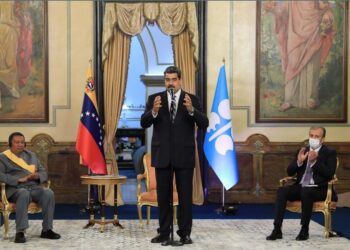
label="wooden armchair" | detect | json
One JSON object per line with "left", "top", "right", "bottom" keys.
{"left": 279, "top": 158, "right": 339, "bottom": 238}
{"left": 0, "top": 180, "right": 50, "bottom": 239}
{"left": 136, "top": 153, "right": 178, "bottom": 226}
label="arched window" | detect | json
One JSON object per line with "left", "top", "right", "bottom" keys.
{"left": 119, "top": 23, "right": 174, "bottom": 128}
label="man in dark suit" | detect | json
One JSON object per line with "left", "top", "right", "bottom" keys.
{"left": 0, "top": 132, "right": 60, "bottom": 243}
{"left": 141, "top": 66, "right": 208, "bottom": 245}
{"left": 266, "top": 126, "right": 337, "bottom": 241}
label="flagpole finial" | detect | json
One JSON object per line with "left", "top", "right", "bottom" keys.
{"left": 222, "top": 58, "right": 225, "bottom": 64}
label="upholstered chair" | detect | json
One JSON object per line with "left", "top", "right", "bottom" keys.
{"left": 136, "top": 153, "right": 178, "bottom": 226}
{"left": 0, "top": 181, "right": 50, "bottom": 239}
{"left": 279, "top": 158, "right": 339, "bottom": 237}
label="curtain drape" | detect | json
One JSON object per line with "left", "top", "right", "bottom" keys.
{"left": 102, "top": 3, "right": 198, "bottom": 65}
{"left": 102, "top": 2, "right": 203, "bottom": 205}
{"left": 103, "top": 28, "right": 131, "bottom": 205}
{"left": 173, "top": 29, "right": 203, "bottom": 204}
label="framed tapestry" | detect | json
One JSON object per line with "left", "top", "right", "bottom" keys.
{"left": 256, "top": 0, "right": 348, "bottom": 123}
{"left": 0, "top": 0, "right": 48, "bottom": 123}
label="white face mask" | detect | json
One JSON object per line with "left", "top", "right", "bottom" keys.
{"left": 309, "top": 138, "right": 321, "bottom": 149}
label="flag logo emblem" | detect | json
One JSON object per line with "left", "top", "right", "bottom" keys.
{"left": 204, "top": 65, "right": 239, "bottom": 190}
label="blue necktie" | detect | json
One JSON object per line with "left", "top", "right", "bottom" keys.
{"left": 170, "top": 89, "right": 176, "bottom": 123}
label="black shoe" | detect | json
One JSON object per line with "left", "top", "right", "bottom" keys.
{"left": 151, "top": 234, "right": 169, "bottom": 243}
{"left": 161, "top": 239, "right": 184, "bottom": 246}
{"left": 14, "top": 232, "right": 26, "bottom": 243}
{"left": 266, "top": 229, "right": 283, "bottom": 240}
{"left": 180, "top": 235, "right": 193, "bottom": 244}
{"left": 40, "top": 230, "right": 61, "bottom": 240}
{"left": 296, "top": 228, "right": 309, "bottom": 241}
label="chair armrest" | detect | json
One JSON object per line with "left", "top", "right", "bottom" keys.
{"left": 279, "top": 176, "right": 297, "bottom": 187}
{"left": 328, "top": 177, "right": 338, "bottom": 185}
{"left": 0, "top": 180, "right": 51, "bottom": 202}
{"left": 136, "top": 173, "right": 146, "bottom": 196}
{"left": 0, "top": 181, "right": 10, "bottom": 206}
{"left": 137, "top": 173, "right": 146, "bottom": 182}
{"left": 43, "top": 180, "right": 51, "bottom": 189}
{"left": 324, "top": 177, "right": 338, "bottom": 205}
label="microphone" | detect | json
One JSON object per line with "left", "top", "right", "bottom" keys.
{"left": 169, "top": 88, "right": 174, "bottom": 98}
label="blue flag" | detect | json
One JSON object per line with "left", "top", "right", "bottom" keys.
{"left": 203, "top": 65, "right": 239, "bottom": 190}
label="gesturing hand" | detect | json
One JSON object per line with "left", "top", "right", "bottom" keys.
{"left": 152, "top": 96, "right": 162, "bottom": 113}
{"left": 183, "top": 94, "right": 194, "bottom": 113}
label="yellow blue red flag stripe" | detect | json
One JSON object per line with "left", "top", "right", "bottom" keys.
{"left": 76, "top": 63, "right": 107, "bottom": 174}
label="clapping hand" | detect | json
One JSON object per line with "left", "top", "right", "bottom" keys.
{"left": 297, "top": 148, "right": 308, "bottom": 165}
{"left": 308, "top": 150, "right": 318, "bottom": 162}
{"left": 18, "top": 172, "right": 39, "bottom": 183}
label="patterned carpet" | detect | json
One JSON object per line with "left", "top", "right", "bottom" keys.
{"left": 0, "top": 219, "right": 348, "bottom": 249}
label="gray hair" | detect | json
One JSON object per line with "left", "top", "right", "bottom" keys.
{"left": 310, "top": 126, "right": 326, "bottom": 138}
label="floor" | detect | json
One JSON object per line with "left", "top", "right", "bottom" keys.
{"left": 0, "top": 168, "right": 349, "bottom": 249}
{"left": 0, "top": 219, "right": 348, "bottom": 250}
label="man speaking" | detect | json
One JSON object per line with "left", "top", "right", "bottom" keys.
{"left": 141, "top": 66, "right": 208, "bottom": 245}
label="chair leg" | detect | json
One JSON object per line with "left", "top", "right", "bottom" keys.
{"left": 137, "top": 204, "right": 143, "bottom": 227}
{"left": 3, "top": 211, "right": 10, "bottom": 239}
{"left": 323, "top": 210, "right": 331, "bottom": 238}
{"left": 328, "top": 211, "right": 333, "bottom": 233}
{"left": 147, "top": 206, "right": 151, "bottom": 225}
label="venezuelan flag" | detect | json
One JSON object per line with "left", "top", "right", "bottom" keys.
{"left": 76, "top": 62, "right": 107, "bottom": 174}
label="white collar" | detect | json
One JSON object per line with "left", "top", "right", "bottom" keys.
{"left": 167, "top": 89, "right": 181, "bottom": 99}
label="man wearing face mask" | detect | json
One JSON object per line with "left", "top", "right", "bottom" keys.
{"left": 141, "top": 66, "right": 208, "bottom": 245}
{"left": 266, "top": 126, "right": 337, "bottom": 241}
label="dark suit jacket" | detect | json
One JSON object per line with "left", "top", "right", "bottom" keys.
{"left": 287, "top": 145, "right": 337, "bottom": 187}
{"left": 141, "top": 90, "right": 208, "bottom": 169}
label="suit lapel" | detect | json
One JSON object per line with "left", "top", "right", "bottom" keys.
{"left": 162, "top": 91, "right": 170, "bottom": 120}
{"left": 174, "top": 90, "right": 185, "bottom": 123}
{"left": 317, "top": 145, "right": 326, "bottom": 161}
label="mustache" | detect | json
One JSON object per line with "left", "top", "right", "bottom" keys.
{"left": 167, "top": 87, "right": 175, "bottom": 94}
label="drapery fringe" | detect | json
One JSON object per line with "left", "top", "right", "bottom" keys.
{"left": 102, "top": 2, "right": 198, "bottom": 69}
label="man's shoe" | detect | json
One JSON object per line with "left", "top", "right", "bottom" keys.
{"left": 180, "top": 235, "right": 193, "bottom": 244}
{"left": 40, "top": 230, "right": 61, "bottom": 240}
{"left": 266, "top": 229, "right": 282, "bottom": 240}
{"left": 150, "top": 234, "right": 169, "bottom": 243}
{"left": 14, "top": 232, "right": 26, "bottom": 243}
{"left": 296, "top": 228, "right": 309, "bottom": 241}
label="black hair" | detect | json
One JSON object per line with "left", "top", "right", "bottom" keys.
{"left": 8, "top": 132, "right": 25, "bottom": 147}
{"left": 164, "top": 66, "right": 182, "bottom": 79}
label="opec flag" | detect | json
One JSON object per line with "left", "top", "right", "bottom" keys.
{"left": 76, "top": 62, "right": 107, "bottom": 174}
{"left": 203, "top": 65, "right": 239, "bottom": 190}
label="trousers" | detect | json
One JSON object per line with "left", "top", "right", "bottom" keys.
{"left": 9, "top": 186, "right": 55, "bottom": 233}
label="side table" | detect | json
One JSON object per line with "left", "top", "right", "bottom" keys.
{"left": 80, "top": 175, "right": 127, "bottom": 232}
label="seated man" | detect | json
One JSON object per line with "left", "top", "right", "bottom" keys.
{"left": 0, "top": 132, "right": 60, "bottom": 243}
{"left": 266, "top": 126, "right": 337, "bottom": 241}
